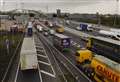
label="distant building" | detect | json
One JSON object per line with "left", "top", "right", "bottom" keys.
{"left": 69, "top": 14, "right": 97, "bottom": 20}
{"left": 57, "top": 9, "right": 61, "bottom": 16}
{"left": 0, "top": 15, "right": 9, "bottom": 19}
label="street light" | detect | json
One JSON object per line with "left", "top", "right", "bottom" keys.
{"left": 113, "top": 0, "right": 119, "bottom": 27}
{"left": 0, "top": 0, "right": 3, "bottom": 32}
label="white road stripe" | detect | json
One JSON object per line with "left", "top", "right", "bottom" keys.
{"left": 40, "top": 39, "right": 56, "bottom": 77}
{"left": 37, "top": 54, "right": 47, "bottom": 58}
{"left": 38, "top": 61, "right": 50, "bottom": 66}
{"left": 36, "top": 49, "right": 44, "bottom": 52}
{"left": 44, "top": 51, "right": 56, "bottom": 76}
{"left": 38, "top": 65, "right": 43, "bottom": 82}
{"left": 14, "top": 61, "right": 20, "bottom": 82}
{"left": 36, "top": 46, "right": 43, "bottom": 49}
{"left": 35, "top": 31, "right": 56, "bottom": 77}
{"left": 40, "top": 70, "right": 55, "bottom": 78}
{"left": 35, "top": 41, "right": 41, "bottom": 45}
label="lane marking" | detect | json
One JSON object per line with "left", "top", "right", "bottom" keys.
{"left": 36, "top": 49, "right": 44, "bottom": 52}
{"left": 38, "top": 61, "right": 50, "bottom": 66}
{"left": 37, "top": 54, "right": 47, "bottom": 58}
{"left": 40, "top": 70, "right": 55, "bottom": 78}
{"left": 38, "top": 65, "right": 43, "bottom": 82}
{"left": 41, "top": 41, "right": 56, "bottom": 77}
{"left": 14, "top": 61, "right": 20, "bottom": 82}
{"left": 35, "top": 41, "right": 42, "bottom": 44}
{"left": 35, "top": 44, "right": 42, "bottom": 46}
{"left": 35, "top": 28, "right": 56, "bottom": 77}
{"left": 36, "top": 46, "right": 43, "bottom": 49}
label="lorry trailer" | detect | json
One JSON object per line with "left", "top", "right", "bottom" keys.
{"left": 75, "top": 49, "right": 120, "bottom": 82}
{"left": 20, "top": 37, "right": 38, "bottom": 70}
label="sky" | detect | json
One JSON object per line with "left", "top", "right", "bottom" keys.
{"left": 0, "top": 0, "right": 120, "bottom": 14}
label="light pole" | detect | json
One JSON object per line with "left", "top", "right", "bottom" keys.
{"left": 0, "top": 0, "right": 4, "bottom": 27}
{"left": 96, "top": 12, "right": 101, "bottom": 27}
{"left": 113, "top": 0, "right": 119, "bottom": 27}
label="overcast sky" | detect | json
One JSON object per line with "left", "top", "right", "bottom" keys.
{"left": 0, "top": 0, "right": 120, "bottom": 14}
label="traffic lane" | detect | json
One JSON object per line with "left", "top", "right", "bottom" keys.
{"left": 40, "top": 32, "right": 92, "bottom": 82}
{"left": 41, "top": 31, "right": 83, "bottom": 62}
{"left": 58, "top": 19, "right": 100, "bottom": 36}
{"left": 40, "top": 25, "right": 86, "bottom": 65}
{"left": 16, "top": 69, "right": 41, "bottom": 82}
{"left": 62, "top": 50, "right": 76, "bottom": 65}
{"left": 64, "top": 19, "right": 111, "bottom": 31}
{"left": 48, "top": 19, "right": 99, "bottom": 37}
{"left": 53, "top": 19, "right": 109, "bottom": 37}
{"left": 63, "top": 31, "right": 87, "bottom": 48}
{"left": 41, "top": 31, "right": 74, "bottom": 63}
{"left": 35, "top": 34, "right": 59, "bottom": 82}
{"left": 64, "top": 25, "right": 115, "bottom": 40}
{"left": 56, "top": 58, "right": 77, "bottom": 82}
{"left": 6, "top": 54, "right": 20, "bottom": 82}
{"left": 38, "top": 33, "right": 66, "bottom": 82}
{"left": 65, "top": 23, "right": 100, "bottom": 36}
{"left": 42, "top": 34, "right": 76, "bottom": 65}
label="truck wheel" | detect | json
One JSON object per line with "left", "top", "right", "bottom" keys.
{"left": 84, "top": 67, "right": 95, "bottom": 78}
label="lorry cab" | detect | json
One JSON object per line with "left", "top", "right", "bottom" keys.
{"left": 75, "top": 49, "right": 92, "bottom": 64}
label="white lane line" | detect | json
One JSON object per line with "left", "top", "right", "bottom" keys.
{"left": 35, "top": 28, "right": 56, "bottom": 77}
{"left": 61, "top": 61, "right": 75, "bottom": 78}
{"left": 38, "top": 65, "right": 43, "bottom": 82}
{"left": 36, "top": 46, "right": 43, "bottom": 49}
{"left": 76, "top": 45, "right": 81, "bottom": 48}
{"left": 14, "top": 61, "right": 20, "bottom": 82}
{"left": 36, "top": 49, "right": 44, "bottom": 52}
{"left": 35, "top": 41, "right": 42, "bottom": 44}
{"left": 38, "top": 61, "right": 50, "bottom": 66}
{"left": 38, "top": 36, "right": 56, "bottom": 75}
{"left": 71, "top": 50, "right": 75, "bottom": 54}
{"left": 35, "top": 43, "right": 42, "bottom": 47}
{"left": 40, "top": 70, "right": 55, "bottom": 78}
{"left": 41, "top": 40, "right": 56, "bottom": 77}
{"left": 37, "top": 54, "right": 47, "bottom": 58}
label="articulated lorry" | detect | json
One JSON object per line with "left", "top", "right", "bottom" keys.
{"left": 76, "top": 23, "right": 93, "bottom": 31}
{"left": 75, "top": 49, "right": 120, "bottom": 82}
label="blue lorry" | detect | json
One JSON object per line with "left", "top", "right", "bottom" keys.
{"left": 76, "top": 23, "right": 93, "bottom": 31}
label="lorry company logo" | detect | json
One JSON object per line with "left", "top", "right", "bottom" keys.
{"left": 96, "top": 65, "right": 119, "bottom": 82}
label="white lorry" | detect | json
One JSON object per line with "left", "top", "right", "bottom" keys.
{"left": 20, "top": 37, "right": 38, "bottom": 70}
{"left": 99, "top": 30, "right": 120, "bottom": 40}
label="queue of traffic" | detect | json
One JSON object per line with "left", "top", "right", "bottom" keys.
{"left": 36, "top": 19, "right": 120, "bottom": 82}
{"left": 20, "top": 18, "right": 120, "bottom": 82}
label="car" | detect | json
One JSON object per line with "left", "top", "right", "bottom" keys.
{"left": 43, "top": 28, "right": 49, "bottom": 32}
{"left": 49, "top": 22, "right": 53, "bottom": 28}
{"left": 49, "top": 29, "right": 55, "bottom": 35}
{"left": 76, "top": 26, "right": 81, "bottom": 30}
{"left": 43, "top": 32, "right": 49, "bottom": 36}
{"left": 37, "top": 25, "right": 43, "bottom": 32}
{"left": 66, "top": 20, "right": 70, "bottom": 25}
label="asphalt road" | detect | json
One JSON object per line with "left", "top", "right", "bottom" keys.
{"left": 38, "top": 30, "right": 92, "bottom": 82}
{"left": 15, "top": 33, "right": 57, "bottom": 82}
{"left": 16, "top": 69, "right": 41, "bottom": 82}
{"left": 36, "top": 31, "right": 67, "bottom": 82}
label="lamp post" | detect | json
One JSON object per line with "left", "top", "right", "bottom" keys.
{"left": 0, "top": 0, "right": 3, "bottom": 27}
{"left": 113, "top": 0, "right": 119, "bottom": 27}
{"left": 96, "top": 12, "right": 101, "bottom": 27}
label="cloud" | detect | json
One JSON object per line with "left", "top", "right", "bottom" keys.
{"left": 1, "top": 0, "right": 119, "bottom": 14}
